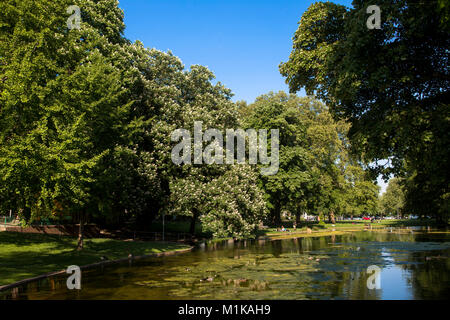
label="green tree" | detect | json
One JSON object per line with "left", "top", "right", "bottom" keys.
{"left": 123, "top": 46, "right": 268, "bottom": 238}
{"left": 280, "top": 0, "right": 449, "bottom": 224}
{"left": 0, "top": 0, "right": 147, "bottom": 249}
{"left": 242, "top": 92, "right": 310, "bottom": 225}
{"left": 240, "top": 92, "right": 379, "bottom": 225}
{"left": 0, "top": 0, "right": 268, "bottom": 242}
{"left": 379, "top": 178, "right": 405, "bottom": 218}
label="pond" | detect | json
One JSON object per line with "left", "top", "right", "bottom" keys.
{"left": 2, "top": 228, "right": 450, "bottom": 300}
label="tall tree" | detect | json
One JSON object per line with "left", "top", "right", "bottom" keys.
{"left": 242, "top": 92, "right": 310, "bottom": 225}
{"left": 379, "top": 178, "right": 405, "bottom": 218}
{"left": 0, "top": 0, "right": 142, "bottom": 248}
{"left": 280, "top": 0, "right": 449, "bottom": 224}
{"left": 0, "top": 0, "right": 268, "bottom": 242}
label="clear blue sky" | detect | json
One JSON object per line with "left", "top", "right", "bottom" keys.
{"left": 117, "top": 0, "right": 387, "bottom": 193}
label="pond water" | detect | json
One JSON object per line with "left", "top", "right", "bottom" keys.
{"left": 2, "top": 229, "right": 450, "bottom": 300}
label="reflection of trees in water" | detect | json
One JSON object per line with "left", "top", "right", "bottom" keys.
{"left": 5, "top": 230, "right": 449, "bottom": 299}
{"left": 339, "top": 269, "right": 381, "bottom": 300}
{"left": 298, "top": 231, "right": 446, "bottom": 299}
{"left": 329, "top": 237, "right": 383, "bottom": 300}
{"left": 263, "top": 231, "right": 442, "bottom": 299}
{"left": 271, "top": 239, "right": 283, "bottom": 258}
{"left": 369, "top": 230, "right": 450, "bottom": 299}
{"left": 275, "top": 233, "right": 385, "bottom": 299}
{"left": 350, "top": 230, "right": 416, "bottom": 243}
{"left": 396, "top": 249, "right": 450, "bottom": 299}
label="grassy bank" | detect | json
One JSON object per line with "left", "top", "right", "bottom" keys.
{"left": 259, "top": 219, "right": 437, "bottom": 239}
{"left": 154, "top": 219, "right": 436, "bottom": 242}
{"left": 132, "top": 218, "right": 438, "bottom": 243}
{"left": 0, "top": 232, "right": 190, "bottom": 286}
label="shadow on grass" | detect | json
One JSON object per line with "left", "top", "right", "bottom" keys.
{"left": 0, "top": 231, "right": 76, "bottom": 249}
{"left": 0, "top": 232, "right": 189, "bottom": 286}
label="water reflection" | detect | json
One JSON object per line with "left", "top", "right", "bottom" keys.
{"left": 1, "top": 229, "right": 449, "bottom": 300}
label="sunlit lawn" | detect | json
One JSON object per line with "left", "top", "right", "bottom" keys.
{"left": 0, "top": 232, "right": 190, "bottom": 286}
{"left": 260, "top": 219, "right": 436, "bottom": 237}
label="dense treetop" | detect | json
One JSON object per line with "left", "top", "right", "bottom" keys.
{"left": 1, "top": 0, "right": 407, "bottom": 247}
{"left": 280, "top": 0, "right": 449, "bottom": 223}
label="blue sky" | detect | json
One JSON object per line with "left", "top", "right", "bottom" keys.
{"left": 117, "top": 0, "right": 387, "bottom": 193}
{"left": 118, "top": 0, "right": 353, "bottom": 103}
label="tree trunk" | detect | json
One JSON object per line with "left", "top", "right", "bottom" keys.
{"left": 22, "top": 207, "right": 31, "bottom": 224}
{"left": 436, "top": 214, "right": 446, "bottom": 227}
{"left": 77, "top": 212, "right": 85, "bottom": 251}
{"left": 294, "top": 206, "right": 304, "bottom": 229}
{"left": 272, "top": 200, "right": 281, "bottom": 226}
{"left": 295, "top": 208, "right": 301, "bottom": 225}
{"left": 329, "top": 211, "right": 336, "bottom": 224}
{"left": 190, "top": 209, "right": 199, "bottom": 235}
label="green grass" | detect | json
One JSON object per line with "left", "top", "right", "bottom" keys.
{"left": 0, "top": 232, "right": 190, "bottom": 286}
{"left": 258, "top": 219, "right": 437, "bottom": 238}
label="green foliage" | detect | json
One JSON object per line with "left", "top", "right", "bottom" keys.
{"left": 0, "top": 0, "right": 132, "bottom": 225}
{"left": 242, "top": 92, "right": 311, "bottom": 224}
{"left": 281, "top": 0, "right": 449, "bottom": 223}
{"left": 197, "top": 165, "right": 267, "bottom": 239}
{"left": 0, "top": 0, "right": 390, "bottom": 242}
{"left": 241, "top": 92, "right": 379, "bottom": 223}
{"left": 0, "top": 0, "right": 267, "bottom": 239}
{"left": 379, "top": 178, "right": 405, "bottom": 217}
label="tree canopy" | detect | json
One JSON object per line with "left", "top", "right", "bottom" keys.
{"left": 241, "top": 92, "right": 379, "bottom": 224}
{"left": 0, "top": 0, "right": 267, "bottom": 242}
{"left": 280, "top": 0, "right": 449, "bottom": 223}
{"left": 379, "top": 178, "right": 405, "bottom": 218}
{"left": 1, "top": 0, "right": 396, "bottom": 247}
